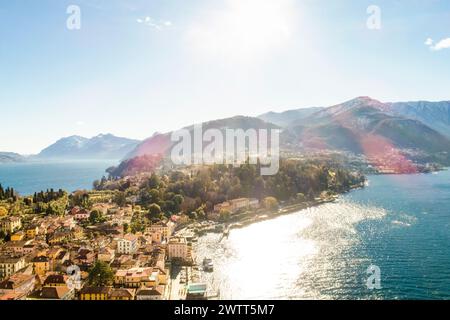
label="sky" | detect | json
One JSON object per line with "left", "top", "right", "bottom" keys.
{"left": 1, "top": 0, "right": 450, "bottom": 154}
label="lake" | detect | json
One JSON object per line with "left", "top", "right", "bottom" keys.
{"left": 196, "top": 171, "right": 450, "bottom": 299}
{"left": 0, "top": 160, "right": 117, "bottom": 195}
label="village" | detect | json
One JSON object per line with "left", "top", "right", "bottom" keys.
{"left": 0, "top": 195, "right": 267, "bottom": 301}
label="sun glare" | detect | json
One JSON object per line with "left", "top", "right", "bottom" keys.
{"left": 187, "top": 0, "right": 296, "bottom": 62}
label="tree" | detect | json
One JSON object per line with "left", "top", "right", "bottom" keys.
{"left": 148, "top": 203, "right": 162, "bottom": 220}
{"left": 89, "top": 209, "right": 104, "bottom": 224}
{"left": 296, "top": 193, "right": 307, "bottom": 202}
{"left": 114, "top": 191, "right": 127, "bottom": 207}
{"left": 88, "top": 261, "right": 114, "bottom": 287}
{"left": 219, "top": 209, "right": 230, "bottom": 222}
{"left": 0, "top": 207, "right": 7, "bottom": 217}
{"left": 263, "top": 197, "right": 279, "bottom": 210}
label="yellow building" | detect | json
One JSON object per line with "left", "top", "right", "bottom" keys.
{"left": 145, "top": 221, "right": 173, "bottom": 240}
{"left": 26, "top": 226, "right": 39, "bottom": 239}
{"left": 32, "top": 256, "right": 50, "bottom": 276}
{"left": 11, "top": 231, "right": 25, "bottom": 242}
{"left": 114, "top": 267, "right": 160, "bottom": 288}
{"left": 48, "top": 232, "right": 71, "bottom": 245}
{"left": 79, "top": 287, "right": 111, "bottom": 300}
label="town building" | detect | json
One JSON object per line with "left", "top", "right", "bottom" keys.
{"left": 79, "top": 286, "right": 112, "bottom": 300}
{"left": 167, "top": 237, "right": 189, "bottom": 261}
{"left": 31, "top": 256, "right": 50, "bottom": 276}
{"left": 0, "top": 256, "right": 26, "bottom": 280}
{"left": 10, "top": 231, "right": 25, "bottom": 242}
{"left": 0, "top": 273, "right": 35, "bottom": 300}
{"left": 0, "top": 217, "right": 22, "bottom": 234}
{"left": 213, "top": 198, "right": 260, "bottom": 213}
{"left": 117, "top": 235, "right": 139, "bottom": 255}
{"left": 136, "top": 286, "right": 165, "bottom": 300}
{"left": 114, "top": 267, "right": 162, "bottom": 288}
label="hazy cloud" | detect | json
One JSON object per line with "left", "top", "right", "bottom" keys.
{"left": 425, "top": 37, "right": 450, "bottom": 51}
{"left": 137, "top": 16, "right": 172, "bottom": 30}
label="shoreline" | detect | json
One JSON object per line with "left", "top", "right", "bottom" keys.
{"left": 183, "top": 182, "right": 366, "bottom": 238}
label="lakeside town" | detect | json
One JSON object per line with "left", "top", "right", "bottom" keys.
{"left": 0, "top": 160, "right": 366, "bottom": 300}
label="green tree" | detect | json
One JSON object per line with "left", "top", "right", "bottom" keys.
{"left": 148, "top": 203, "right": 162, "bottom": 220}
{"left": 88, "top": 261, "right": 114, "bottom": 287}
{"left": 114, "top": 191, "right": 127, "bottom": 207}
{"left": 89, "top": 209, "right": 104, "bottom": 224}
{"left": 219, "top": 209, "right": 231, "bottom": 222}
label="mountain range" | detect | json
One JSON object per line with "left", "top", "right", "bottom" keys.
{"left": 0, "top": 152, "right": 25, "bottom": 163}
{"left": 125, "top": 116, "right": 280, "bottom": 160}
{"left": 277, "top": 97, "right": 450, "bottom": 157}
{"left": 36, "top": 134, "right": 140, "bottom": 160}
{"left": 110, "top": 97, "right": 450, "bottom": 176}
{"left": 2, "top": 97, "right": 450, "bottom": 167}
{"left": 124, "top": 96, "right": 450, "bottom": 159}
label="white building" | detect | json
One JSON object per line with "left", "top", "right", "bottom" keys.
{"left": 0, "top": 256, "right": 26, "bottom": 280}
{"left": 167, "top": 237, "right": 188, "bottom": 261}
{"left": 0, "top": 217, "right": 22, "bottom": 234}
{"left": 117, "top": 235, "right": 138, "bottom": 255}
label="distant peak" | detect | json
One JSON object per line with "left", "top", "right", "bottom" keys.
{"left": 340, "top": 96, "right": 385, "bottom": 108}
{"left": 353, "top": 96, "right": 380, "bottom": 103}
{"left": 94, "top": 133, "right": 113, "bottom": 138}
{"left": 63, "top": 135, "right": 86, "bottom": 140}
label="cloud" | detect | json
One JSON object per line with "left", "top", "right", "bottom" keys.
{"left": 424, "top": 38, "right": 433, "bottom": 46}
{"left": 136, "top": 16, "right": 172, "bottom": 30}
{"left": 425, "top": 37, "right": 450, "bottom": 51}
{"left": 75, "top": 121, "right": 86, "bottom": 126}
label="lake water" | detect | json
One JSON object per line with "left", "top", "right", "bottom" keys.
{"left": 0, "top": 160, "right": 117, "bottom": 195}
{"left": 196, "top": 171, "right": 450, "bottom": 300}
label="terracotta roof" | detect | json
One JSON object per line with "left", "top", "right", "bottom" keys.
{"left": 80, "top": 286, "right": 112, "bottom": 295}
{"left": 0, "top": 273, "right": 34, "bottom": 290}
{"left": 109, "top": 288, "right": 135, "bottom": 298}
{"left": 136, "top": 285, "right": 164, "bottom": 296}
{"left": 40, "top": 286, "right": 70, "bottom": 299}
{"left": 44, "top": 274, "right": 68, "bottom": 285}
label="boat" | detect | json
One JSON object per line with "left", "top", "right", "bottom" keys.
{"left": 202, "top": 258, "right": 214, "bottom": 272}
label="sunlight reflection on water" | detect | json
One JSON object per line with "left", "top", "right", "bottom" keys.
{"left": 196, "top": 200, "right": 387, "bottom": 299}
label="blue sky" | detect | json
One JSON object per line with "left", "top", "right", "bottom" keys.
{"left": 1, "top": 0, "right": 450, "bottom": 154}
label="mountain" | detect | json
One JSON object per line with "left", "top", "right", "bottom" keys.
{"left": 0, "top": 152, "right": 25, "bottom": 163}
{"left": 125, "top": 116, "right": 280, "bottom": 159}
{"left": 385, "top": 101, "right": 450, "bottom": 138}
{"left": 258, "top": 107, "right": 324, "bottom": 127}
{"left": 110, "top": 97, "right": 450, "bottom": 176}
{"left": 109, "top": 116, "right": 279, "bottom": 177}
{"left": 38, "top": 134, "right": 140, "bottom": 160}
{"left": 283, "top": 97, "right": 450, "bottom": 157}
